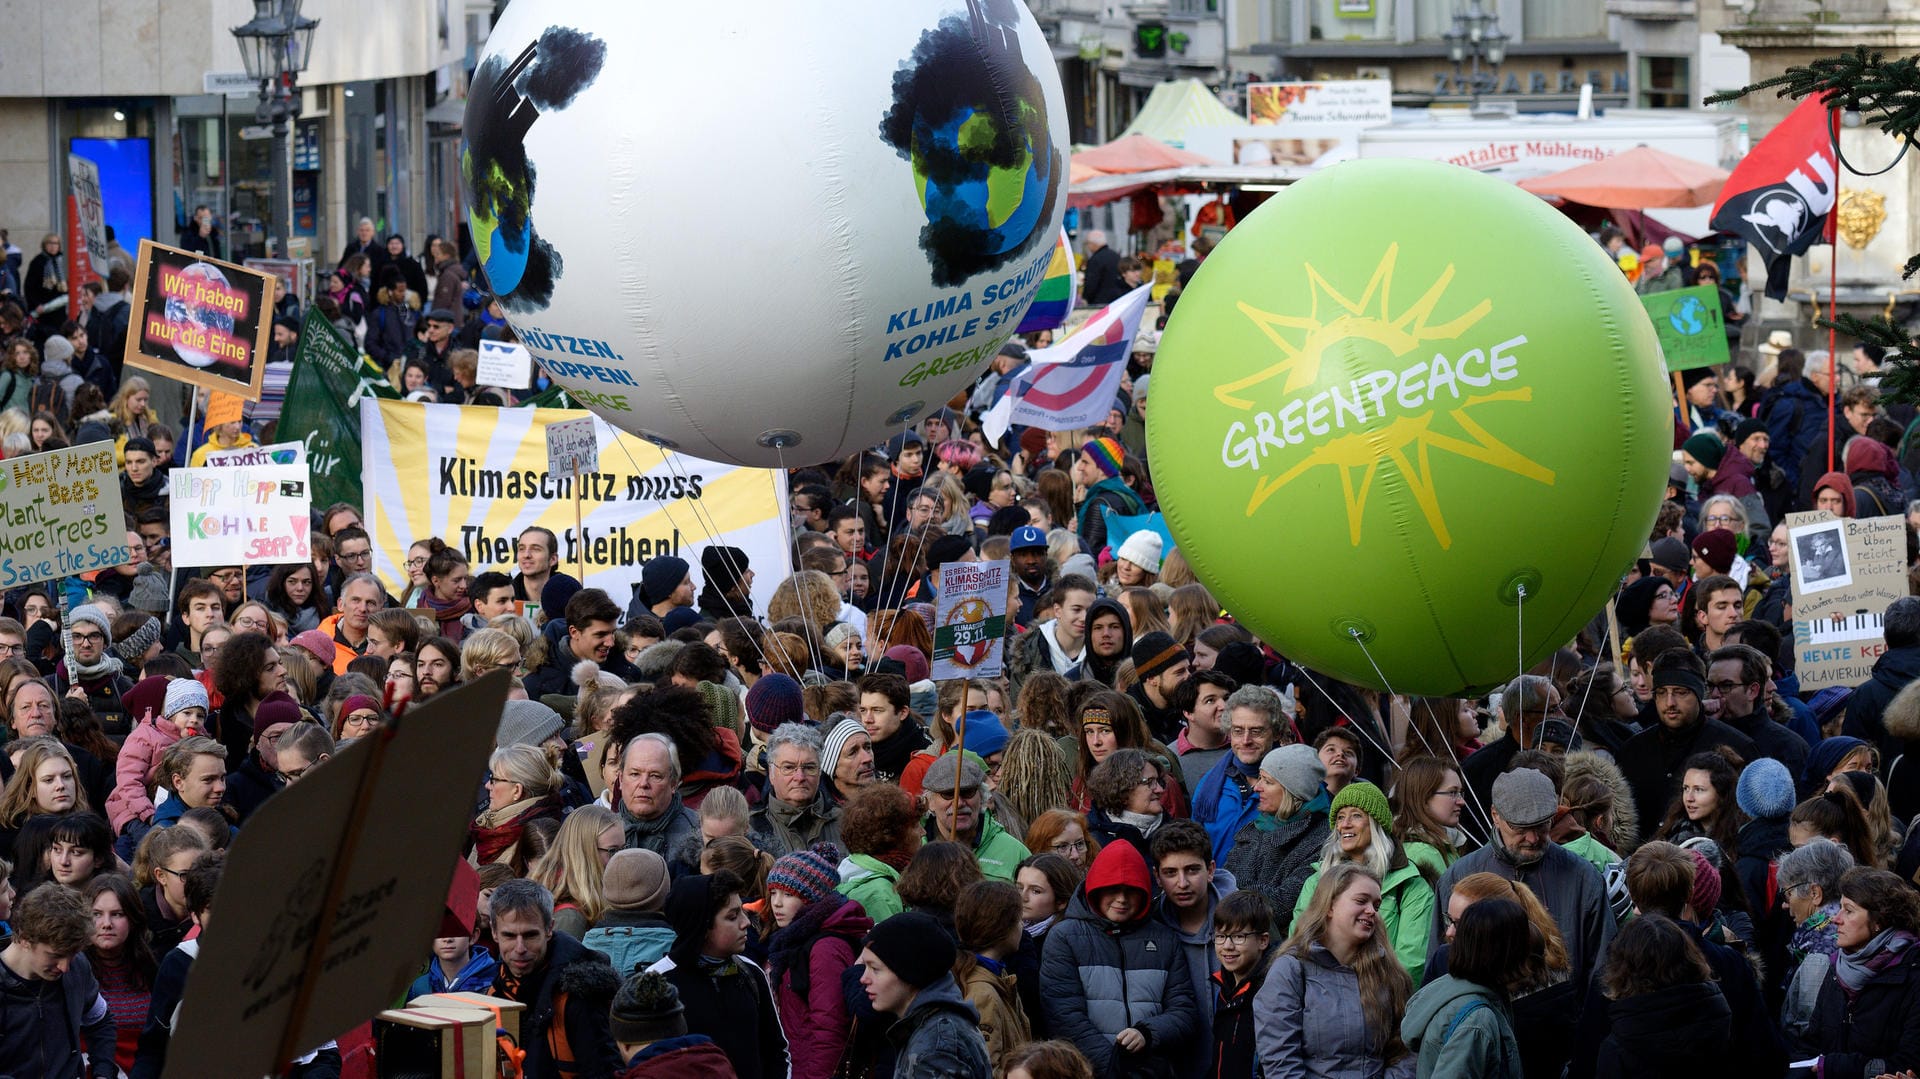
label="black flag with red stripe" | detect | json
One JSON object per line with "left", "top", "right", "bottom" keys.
{"left": 1710, "top": 95, "right": 1839, "bottom": 300}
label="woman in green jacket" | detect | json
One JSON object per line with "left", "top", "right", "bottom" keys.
{"left": 1293, "top": 781, "right": 1437, "bottom": 985}
{"left": 834, "top": 781, "right": 921, "bottom": 922}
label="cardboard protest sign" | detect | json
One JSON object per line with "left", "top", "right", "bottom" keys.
{"left": 124, "top": 239, "right": 275, "bottom": 401}
{"left": 1787, "top": 510, "right": 1907, "bottom": 690}
{"left": 204, "top": 391, "right": 245, "bottom": 429}
{"left": 1640, "top": 284, "right": 1730, "bottom": 372}
{"left": 361, "top": 400, "right": 789, "bottom": 611}
{"left": 0, "top": 441, "right": 130, "bottom": 587}
{"left": 477, "top": 339, "right": 533, "bottom": 389}
{"left": 933, "top": 559, "right": 1011, "bottom": 680}
{"left": 545, "top": 415, "right": 598, "bottom": 477}
{"left": 277, "top": 309, "right": 398, "bottom": 512}
{"left": 169, "top": 464, "right": 313, "bottom": 566}
{"left": 163, "top": 670, "right": 509, "bottom": 1079}
{"left": 201, "top": 440, "right": 307, "bottom": 468}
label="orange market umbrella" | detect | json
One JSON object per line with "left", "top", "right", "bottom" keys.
{"left": 1071, "top": 133, "right": 1217, "bottom": 176}
{"left": 1517, "top": 146, "right": 1730, "bottom": 209}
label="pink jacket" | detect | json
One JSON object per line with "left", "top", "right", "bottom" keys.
{"left": 107, "top": 714, "right": 182, "bottom": 833}
{"left": 769, "top": 897, "right": 873, "bottom": 1079}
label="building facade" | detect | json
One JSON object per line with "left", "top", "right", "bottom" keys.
{"left": 0, "top": 0, "right": 493, "bottom": 272}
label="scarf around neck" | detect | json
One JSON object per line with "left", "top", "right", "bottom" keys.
{"left": 1833, "top": 927, "right": 1917, "bottom": 998}
{"left": 621, "top": 794, "right": 686, "bottom": 851}
{"left": 68, "top": 650, "right": 124, "bottom": 683}
{"left": 470, "top": 794, "right": 555, "bottom": 864}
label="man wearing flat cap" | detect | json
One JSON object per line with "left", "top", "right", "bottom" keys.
{"left": 921, "top": 750, "right": 1029, "bottom": 881}
{"left": 1429, "top": 766, "right": 1616, "bottom": 992}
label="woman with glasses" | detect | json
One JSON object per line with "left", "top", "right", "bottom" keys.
{"left": 132, "top": 823, "right": 209, "bottom": 956}
{"left": 1024, "top": 809, "right": 1098, "bottom": 873}
{"left": 1084, "top": 748, "right": 1172, "bottom": 862}
{"left": 396, "top": 539, "right": 435, "bottom": 608}
{"left": 468, "top": 743, "right": 567, "bottom": 875}
{"left": 1069, "top": 690, "right": 1188, "bottom": 819}
{"left": 1392, "top": 756, "right": 1470, "bottom": 876}
{"left": 530, "top": 804, "right": 622, "bottom": 940}
{"left": 1778, "top": 838, "right": 1854, "bottom": 1041}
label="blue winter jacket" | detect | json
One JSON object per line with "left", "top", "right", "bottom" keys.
{"left": 408, "top": 946, "right": 498, "bottom": 998}
{"left": 1193, "top": 753, "right": 1261, "bottom": 865}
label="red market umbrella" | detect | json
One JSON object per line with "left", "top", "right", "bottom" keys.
{"left": 1517, "top": 146, "right": 1730, "bottom": 209}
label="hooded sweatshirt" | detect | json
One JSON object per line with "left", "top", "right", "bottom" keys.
{"left": 1811, "top": 471, "right": 1858, "bottom": 517}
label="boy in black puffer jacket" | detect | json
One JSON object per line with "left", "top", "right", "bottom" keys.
{"left": 1209, "top": 891, "right": 1274, "bottom": 1079}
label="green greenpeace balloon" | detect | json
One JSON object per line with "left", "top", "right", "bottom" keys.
{"left": 1148, "top": 159, "right": 1668, "bottom": 696}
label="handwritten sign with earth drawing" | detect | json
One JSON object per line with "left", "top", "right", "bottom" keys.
{"left": 1640, "top": 284, "right": 1729, "bottom": 372}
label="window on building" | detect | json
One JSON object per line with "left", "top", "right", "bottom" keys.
{"left": 1170, "top": 0, "right": 1218, "bottom": 13}
{"left": 1521, "top": 0, "right": 1607, "bottom": 39}
{"left": 1309, "top": 0, "right": 1394, "bottom": 41}
{"left": 1639, "top": 55, "right": 1692, "bottom": 109}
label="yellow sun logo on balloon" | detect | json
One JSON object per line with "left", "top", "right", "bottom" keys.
{"left": 1213, "top": 244, "right": 1554, "bottom": 550}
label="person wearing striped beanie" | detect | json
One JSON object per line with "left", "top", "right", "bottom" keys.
{"left": 764, "top": 843, "right": 875, "bottom": 1079}
{"left": 820, "top": 714, "right": 874, "bottom": 803}
{"left": 1071, "top": 434, "right": 1145, "bottom": 552}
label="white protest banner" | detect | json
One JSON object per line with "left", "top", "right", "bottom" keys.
{"left": 933, "top": 559, "right": 1011, "bottom": 680}
{"left": 361, "top": 400, "right": 790, "bottom": 612}
{"left": 1787, "top": 511, "right": 1908, "bottom": 690}
{"left": 163, "top": 671, "right": 508, "bottom": 1079}
{"left": 0, "top": 441, "right": 130, "bottom": 587}
{"left": 477, "top": 339, "right": 533, "bottom": 389}
{"left": 200, "top": 440, "right": 307, "bottom": 469}
{"left": 170, "top": 464, "right": 313, "bottom": 565}
{"left": 546, "top": 415, "right": 598, "bottom": 477}
{"left": 982, "top": 284, "right": 1151, "bottom": 445}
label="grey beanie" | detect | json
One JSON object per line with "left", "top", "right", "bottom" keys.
{"left": 68, "top": 604, "right": 112, "bottom": 641}
{"left": 495, "top": 699, "right": 566, "bottom": 749}
{"left": 1259, "top": 744, "right": 1325, "bottom": 802}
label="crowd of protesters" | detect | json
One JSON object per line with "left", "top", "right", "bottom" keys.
{"left": 5, "top": 226, "right": 1920, "bottom": 1079}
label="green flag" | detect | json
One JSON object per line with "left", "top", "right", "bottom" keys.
{"left": 278, "top": 311, "right": 398, "bottom": 511}
{"left": 1640, "top": 284, "right": 1731, "bottom": 372}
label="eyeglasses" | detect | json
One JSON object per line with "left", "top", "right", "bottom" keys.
{"left": 338, "top": 549, "right": 372, "bottom": 563}
{"left": 70, "top": 632, "right": 105, "bottom": 645}
{"left": 1704, "top": 514, "right": 1739, "bottom": 526}
{"left": 279, "top": 764, "right": 313, "bottom": 782}
{"left": 153, "top": 865, "right": 187, "bottom": 882}
{"left": 1050, "top": 839, "right": 1089, "bottom": 855}
{"left": 597, "top": 843, "right": 625, "bottom": 859}
{"left": 0, "top": 644, "right": 20, "bottom": 657}
{"left": 1216, "top": 932, "right": 1264, "bottom": 947}
{"left": 774, "top": 762, "right": 822, "bottom": 778}
{"left": 1432, "top": 788, "right": 1466, "bottom": 801}
{"left": 1705, "top": 680, "right": 1747, "bottom": 696}
{"left": 405, "top": 557, "right": 428, "bottom": 568}
{"left": 1136, "top": 775, "right": 1166, "bottom": 790}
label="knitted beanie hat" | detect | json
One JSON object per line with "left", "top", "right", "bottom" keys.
{"left": 1081, "top": 436, "right": 1125, "bottom": 478}
{"left": 603, "top": 849, "right": 671, "bottom": 912}
{"left": 1328, "top": 780, "right": 1392, "bottom": 835}
{"left": 496, "top": 699, "right": 565, "bottom": 749}
{"left": 746, "top": 673, "right": 805, "bottom": 735}
{"left": 862, "top": 911, "right": 956, "bottom": 990}
{"left": 767, "top": 843, "right": 841, "bottom": 905}
{"left": 163, "top": 677, "right": 210, "bottom": 720}
{"left": 1735, "top": 757, "right": 1796, "bottom": 820}
{"left": 608, "top": 970, "right": 687, "bottom": 1044}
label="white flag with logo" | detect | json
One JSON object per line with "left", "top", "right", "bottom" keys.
{"left": 983, "top": 284, "right": 1152, "bottom": 444}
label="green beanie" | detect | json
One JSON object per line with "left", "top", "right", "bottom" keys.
{"left": 1680, "top": 432, "right": 1725, "bottom": 471}
{"left": 1329, "top": 780, "right": 1392, "bottom": 835}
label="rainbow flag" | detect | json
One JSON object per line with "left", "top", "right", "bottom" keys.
{"left": 1015, "top": 228, "right": 1075, "bottom": 334}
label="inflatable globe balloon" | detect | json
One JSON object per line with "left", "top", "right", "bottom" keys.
{"left": 462, "top": 0, "right": 1068, "bottom": 466}
{"left": 1148, "top": 159, "right": 1668, "bottom": 696}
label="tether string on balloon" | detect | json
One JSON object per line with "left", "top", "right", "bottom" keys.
{"left": 1514, "top": 582, "right": 1529, "bottom": 745}
{"left": 1290, "top": 664, "right": 1397, "bottom": 772}
{"left": 773, "top": 442, "right": 827, "bottom": 678}
{"left": 1347, "top": 629, "right": 1494, "bottom": 838}
{"left": 608, "top": 435, "right": 778, "bottom": 680}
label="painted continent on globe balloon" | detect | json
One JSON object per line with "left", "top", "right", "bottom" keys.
{"left": 881, "top": 0, "right": 1062, "bottom": 287}
{"left": 461, "top": 25, "right": 607, "bottom": 313}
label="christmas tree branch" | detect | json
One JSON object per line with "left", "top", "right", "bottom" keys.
{"left": 1705, "top": 47, "right": 1920, "bottom": 144}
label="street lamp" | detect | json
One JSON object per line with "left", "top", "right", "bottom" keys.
{"left": 231, "top": 0, "right": 319, "bottom": 257}
{"left": 1443, "top": 0, "right": 1506, "bottom": 107}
